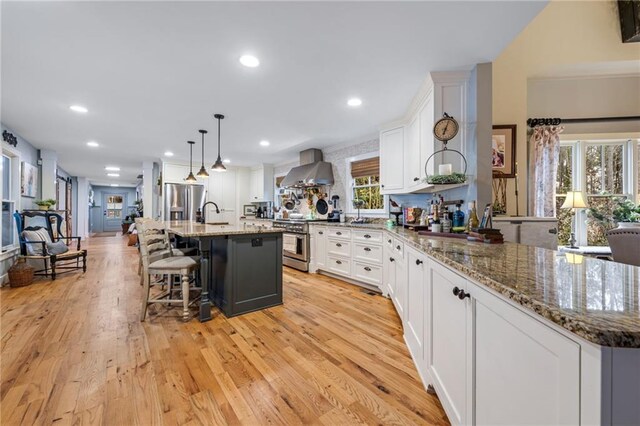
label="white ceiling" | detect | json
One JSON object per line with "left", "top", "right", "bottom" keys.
{"left": 1, "top": 1, "right": 547, "bottom": 186}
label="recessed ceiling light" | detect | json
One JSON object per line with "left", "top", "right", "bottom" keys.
{"left": 70, "top": 105, "right": 88, "bottom": 113}
{"left": 164, "top": 151, "right": 174, "bottom": 157}
{"left": 107, "top": 173, "right": 120, "bottom": 177}
{"left": 260, "top": 140, "right": 270, "bottom": 147}
{"left": 223, "top": 159, "right": 231, "bottom": 164}
{"left": 105, "top": 166, "right": 120, "bottom": 171}
{"left": 86, "top": 141, "right": 99, "bottom": 147}
{"left": 239, "top": 55, "right": 260, "bottom": 68}
{"left": 110, "top": 184, "right": 119, "bottom": 187}
{"left": 347, "top": 98, "right": 362, "bottom": 107}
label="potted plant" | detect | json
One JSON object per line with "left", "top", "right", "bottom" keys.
{"left": 612, "top": 199, "right": 640, "bottom": 228}
{"left": 588, "top": 197, "right": 640, "bottom": 231}
{"left": 34, "top": 199, "right": 56, "bottom": 210}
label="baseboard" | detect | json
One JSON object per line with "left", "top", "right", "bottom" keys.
{"left": 316, "top": 269, "right": 382, "bottom": 294}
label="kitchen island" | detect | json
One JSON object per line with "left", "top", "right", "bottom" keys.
{"left": 166, "top": 221, "right": 283, "bottom": 320}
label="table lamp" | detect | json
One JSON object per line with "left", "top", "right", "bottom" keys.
{"left": 561, "top": 191, "right": 588, "bottom": 249}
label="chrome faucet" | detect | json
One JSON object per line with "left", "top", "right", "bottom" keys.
{"left": 200, "top": 201, "right": 220, "bottom": 224}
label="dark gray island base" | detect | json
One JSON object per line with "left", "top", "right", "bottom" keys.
{"left": 165, "top": 221, "right": 283, "bottom": 321}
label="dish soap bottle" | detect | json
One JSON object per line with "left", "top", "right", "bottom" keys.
{"left": 453, "top": 204, "right": 465, "bottom": 228}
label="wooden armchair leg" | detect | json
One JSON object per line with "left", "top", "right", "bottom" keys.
{"left": 51, "top": 255, "right": 57, "bottom": 280}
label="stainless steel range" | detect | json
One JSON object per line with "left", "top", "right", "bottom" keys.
{"left": 272, "top": 219, "right": 327, "bottom": 271}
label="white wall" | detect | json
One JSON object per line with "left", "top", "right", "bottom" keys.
{"left": 527, "top": 75, "right": 640, "bottom": 134}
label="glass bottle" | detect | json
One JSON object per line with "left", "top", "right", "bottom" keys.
{"left": 453, "top": 204, "right": 465, "bottom": 228}
{"left": 441, "top": 207, "right": 452, "bottom": 233}
{"left": 468, "top": 201, "right": 480, "bottom": 230}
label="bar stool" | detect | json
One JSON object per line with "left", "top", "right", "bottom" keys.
{"left": 137, "top": 219, "right": 201, "bottom": 321}
{"left": 135, "top": 218, "right": 197, "bottom": 286}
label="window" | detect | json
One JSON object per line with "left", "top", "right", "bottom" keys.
{"left": 556, "top": 139, "right": 638, "bottom": 246}
{"left": 2, "top": 154, "right": 15, "bottom": 250}
{"left": 348, "top": 155, "right": 385, "bottom": 214}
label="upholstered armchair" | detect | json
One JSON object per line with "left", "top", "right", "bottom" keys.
{"left": 14, "top": 211, "right": 87, "bottom": 280}
{"left": 607, "top": 228, "right": 640, "bottom": 267}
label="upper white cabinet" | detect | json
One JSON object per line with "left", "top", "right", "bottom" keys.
{"left": 206, "top": 169, "right": 237, "bottom": 225}
{"left": 380, "top": 71, "right": 470, "bottom": 195}
{"left": 163, "top": 162, "right": 206, "bottom": 184}
{"left": 249, "top": 165, "right": 274, "bottom": 202}
{"left": 379, "top": 127, "right": 405, "bottom": 193}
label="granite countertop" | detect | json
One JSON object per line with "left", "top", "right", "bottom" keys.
{"left": 310, "top": 222, "right": 640, "bottom": 348}
{"left": 166, "top": 220, "right": 283, "bottom": 237}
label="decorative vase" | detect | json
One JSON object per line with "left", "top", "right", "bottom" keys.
{"left": 617, "top": 222, "right": 640, "bottom": 229}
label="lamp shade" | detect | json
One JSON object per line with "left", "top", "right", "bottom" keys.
{"left": 561, "top": 191, "right": 588, "bottom": 209}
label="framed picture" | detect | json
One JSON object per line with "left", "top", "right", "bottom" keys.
{"left": 243, "top": 204, "right": 256, "bottom": 216}
{"left": 21, "top": 162, "right": 38, "bottom": 198}
{"left": 492, "top": 125, "right": 516, "bottom": 178}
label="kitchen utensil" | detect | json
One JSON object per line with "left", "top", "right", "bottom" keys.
{"left": 331, "top": 195, "right": 340, "bottom": 209}
{"left": 316, "top": 198, "right": 328, "bottom": 215}
{"left": 284, "top": 200, "right": 295, "bottom": 210}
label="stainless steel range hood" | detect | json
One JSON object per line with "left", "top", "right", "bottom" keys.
{"left": 281, "top": 149, "right": 334, "bottom": 188}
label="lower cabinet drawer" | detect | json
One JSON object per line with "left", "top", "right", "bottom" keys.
{"left": 327, "top": 238, "right": 351, "bottom": 257}
{"left": 352, "top": 261, "right": 383, "bottom": 286}
{"left": 353, "top": 243, "right": 383, "bottom": 263}
{"left": 327, "top": 256, "right": 351, "bottom": 276}
{"left": 327, "top": 228, "right": 351, "bottom": 240}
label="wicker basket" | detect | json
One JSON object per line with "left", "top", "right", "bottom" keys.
{"left": 8, "top": 258, "right": 35, "bottom": 287}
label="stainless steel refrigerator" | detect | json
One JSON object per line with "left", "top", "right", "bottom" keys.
{"left": 164, "top": 183, "right": 207, "bottom": 221}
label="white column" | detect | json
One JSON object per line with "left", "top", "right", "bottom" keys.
{"left": 474, "top": 62, "right": 493, "bottom": 210}
{"left": 76, "top": 177, "right": 89, "bottom": 238}
{"left": 40, "top": 149, "right": 58, "bottom": 200}
{"left": 142, "top": 161, "right": 154, "bottom": 218}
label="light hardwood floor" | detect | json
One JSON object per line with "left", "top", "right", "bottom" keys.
{"left": 1, "top": 234, "right": 449, "bottom": 425}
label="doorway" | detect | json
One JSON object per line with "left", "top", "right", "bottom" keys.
{"left": 102, "top": 193, "right": 126, "bottom": 232}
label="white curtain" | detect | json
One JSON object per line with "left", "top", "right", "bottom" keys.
{"left": 528, "top": 125, "right": 564, "bottom": 217}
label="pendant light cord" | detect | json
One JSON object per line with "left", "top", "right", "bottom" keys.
{"left": 189, "top": 142, "right": 193, "bottom": 171}
{"left": 217, "top": 116, "right": 221, "bottom": 159}
{"left": 201, "top": 133, "right": 205, "bottom": 167}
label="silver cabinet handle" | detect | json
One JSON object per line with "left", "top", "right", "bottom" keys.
{"left": 364, "top": 266, "right": 371, "bottom": 272}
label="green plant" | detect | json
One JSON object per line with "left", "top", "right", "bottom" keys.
{"left": 588, "top": 197, "right": 640, "bottom": 229}
{"left": 35, "top": 199, "right": 56, "bottom": 207}
{"left": 612, "top": 199, "right": 640, "bottom": 223}
{"left": 424, "top": 172, "right": 467, "bottom": 185}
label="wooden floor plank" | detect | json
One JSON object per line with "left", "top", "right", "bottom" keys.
{"left": 0, "top": 234, "right": 449, "bottom": 425}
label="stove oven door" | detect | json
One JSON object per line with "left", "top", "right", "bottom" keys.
{"left": 283, "top": 232, "right": 308, "bottom": 262}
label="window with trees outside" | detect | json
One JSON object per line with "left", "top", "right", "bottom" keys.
{"left": 556, "top": 139, "right": 638, "bottom": 246}
{"left": 349, "top": 156, "right": 384, "bottom": 213}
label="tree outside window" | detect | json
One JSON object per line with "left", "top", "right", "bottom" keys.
{"left": 353, "top": 175, "right": 383, "bottom": 210}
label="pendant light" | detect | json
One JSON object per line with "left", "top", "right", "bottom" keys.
{"left": 196, "top": 129, "right": 209, "bottom": 178}
{"left": 211, "top": 113, "right": 227, "bottom": 172}
{"left": 185, "top": 140, "right": 197, "bottom": 183}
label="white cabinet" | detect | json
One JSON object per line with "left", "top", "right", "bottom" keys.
{"left": 311, "top": 226, "right": 326, "bottom": 271}
{"left": 383, "top": 246, "right": 396, "bottom": 299}
{"left": 380, "top": 127, "right": 405, "bottom": 194}
{"left": 493, "top": 217, "right": 558, "bottom": 250}
{"left": 473, "top": 284, "right": 580, "bottom": 425}
{"left": 249, "top": 165, "right": 274, "bottom": 202}
{"left": 311, "top": 226, "right": 383, "bottom": 290}
{"left": 405, "top": 247, "right": 428, "bottom": 372}
{"left": 206, "top": 169, "right": 237, "bottom": 225}
{"left": 405, "top": 114, "right": 422, "bottom": 190}
{"left": 419, "top": 93, "right": 435, "bottom": 178}
{"left": 392, "top": 246, "right": 407, "bottom": 322}
{"left": 163, "top": 162, "right": 207, "bottom": 184}
{"left": 379, "top": 71, "right": 470, "bottom": 194}
{"left": 428, "top": 261, "right": 473, "bottom": 426}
